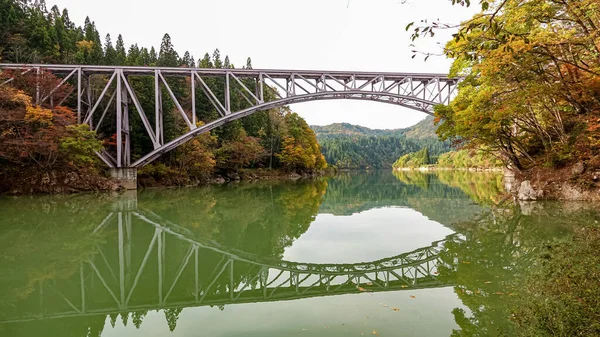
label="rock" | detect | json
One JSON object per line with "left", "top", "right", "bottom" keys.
{"left": 226, "top": 172, "right": 240, "bottom": 181}
{"left": 503, "top": 170, "right": 518, "bottom": 194}
{"left": 518, "top": 180, "right": 543, "bottom": 201}
{"left": 212, "top": 176, "right": 226, "bottom": 184}
{"left": 561, "top": 184, "right": 584, "bottom": 201}
{"left": 571, "top": 161, "right": 585, "bottom": 176}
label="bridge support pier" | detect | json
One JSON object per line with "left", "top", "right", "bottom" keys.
{"left": 110, "top": 168, "right": 137, "bottom": 190}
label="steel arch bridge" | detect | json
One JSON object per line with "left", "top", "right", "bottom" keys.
{"left": 0, "top": 63, "right": 459, "bottom": 168}
{"left": 0, "top": 208, "right": 459, "bottom": 324}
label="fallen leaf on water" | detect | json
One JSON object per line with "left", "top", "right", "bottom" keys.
{"left": 358, "top": 287, "right": 366, "bottom": 292}
{"left": 383, "top": 304, "right": 388, "bottom": 307}
{"left": 401, "top": 285, "right": 408, "bottom": 288}
{"left": 485, "top": 281, "right": 492, "bottom": 284}
{"left": 462, "top": 261, "right": 471, "bottom": 265}
{"left": 495, "top": 292, "right": 503, "bottom": 295}
{"left": 434, "top": 271, "right": 439, "bottom": 274}
{"left": 410, "top": 295, "right": 416, "bottom": 298}
{"left": 392, "top": 308, "right": 400, "bottom": 311}
{"left": 372, "top": 330, "right": 380, "bottom": 335}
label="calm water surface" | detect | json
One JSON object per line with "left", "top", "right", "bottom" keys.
{"left": 0, "top": 171, "right": 597, "bottom": 336}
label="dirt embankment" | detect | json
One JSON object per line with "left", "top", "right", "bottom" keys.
{"left": 1, "top": 167, "right": 335, "bottom": 195}
{"left": 0, "top": 167, "right": 119, "bottom": 195}
{"left": 505, "top": 161, "right": 600, "bottom": 202}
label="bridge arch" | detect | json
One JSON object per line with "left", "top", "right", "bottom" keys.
{"left": 132, "top": 91, "right": 438, "bottom": 167}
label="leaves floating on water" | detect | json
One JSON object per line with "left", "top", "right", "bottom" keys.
{"left": 485, "top": 281, "right": 492, "bottom": 284}
{"left": 401, "top": 285, "right": 409, "bottom": 288}
{"left": 392, "top": 308, "right": 400, "bottom": 311}
{"left": 372, "top": 329, "right": 380, "bottom": 335}
{"left": 410, "top": 295, "right": 416, "bottom": 298}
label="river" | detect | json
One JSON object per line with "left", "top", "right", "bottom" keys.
{"left": 0, "top": 170, "right": 597, "bottom": 336}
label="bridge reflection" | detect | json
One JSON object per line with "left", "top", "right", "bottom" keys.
{"left": 1, "top": 207, "right": 459, "bottom": 325}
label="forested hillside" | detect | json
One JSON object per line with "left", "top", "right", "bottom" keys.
{"left": 311, "top": 123, "right": 405, "bottom": 139}
{"left": 313, "top": 116, "right": 452, "bottom": 169}
{"left": 0, "top": 0, "right": 326, "bottom": 192}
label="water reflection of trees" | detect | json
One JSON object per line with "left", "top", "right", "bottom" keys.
{"left": 137, "top": 179, "right": 328, "bottom": 257}
{"left": 439, "top": 203, "right": 596, "bottom": 336}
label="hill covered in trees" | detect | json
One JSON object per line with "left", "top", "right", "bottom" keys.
{"left": 0, "top": 0, "right": 327, "bottom": 192}
{"left": 311, "top": 116, "right": 437, "bottom": 140}
{"left": 312, "top": 116, "right": 452, "bottom": 169}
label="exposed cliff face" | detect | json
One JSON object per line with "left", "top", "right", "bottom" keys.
{"left": 505, "top": 162, "right": 600, "bottom": 202}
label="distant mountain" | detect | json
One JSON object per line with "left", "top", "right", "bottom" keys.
{"left": 311, "top": 117, "right": 450, "bottom": 169}
{"left": 310, "top": 123, "right": 403, "bottom": 139}
{"left": 311, "top": 116, "right": 438, "bottom": 141}
{"left": 404, "top": 116, "right": 438, "bottom": 140}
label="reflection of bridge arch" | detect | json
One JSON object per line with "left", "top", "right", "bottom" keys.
{"left": 0, "top": 209, "right": 459, "bottom": 324}
{"left": 0, "top": 64, "right": 459, "bottom": 167}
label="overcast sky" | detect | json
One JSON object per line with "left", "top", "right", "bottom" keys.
{"left": 51, "top": 0, "right": 475, "bottom": 129}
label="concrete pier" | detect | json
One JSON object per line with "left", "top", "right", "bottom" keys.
{"left": 110, "top": 168, "right": 137, "bottom": 190}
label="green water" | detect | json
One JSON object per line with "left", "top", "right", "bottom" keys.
{"left": 0, "top": 170, "right": 596, "bottom": 337}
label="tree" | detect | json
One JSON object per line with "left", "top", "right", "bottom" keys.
{"left": 432, "top": 0, "right": 600, "bottom": 170}
{"left": 114, "top": 34, "right": 126, "bottom": 65}
{"left": 103, "top": 33, "right": 116, "bottom": 65}
{"left": 157, "top": 33, "right": 179, "bottom": 67}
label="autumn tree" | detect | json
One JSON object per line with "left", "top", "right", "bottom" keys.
{"left": 432, "top": 0, "right": 600, "bottom": 170}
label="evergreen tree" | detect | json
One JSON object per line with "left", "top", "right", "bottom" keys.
{"left": 126, "top": 43, "right": 140, "bottom": 66}
{"left": 103, "top": 33, "right": 116, "bottom": 65}
{"left": 157, "top": 33, "right": 179, "bottom": 67}
{"left": 198, "top": 52, "right": 213, "bottom": 68}
{"left": 139, "top": 47, "right": 150, "bottom": 65}
{"left": 181, "top": 51, "right": 193, "bottom": 67}
{"left": 148, "top": 46, "right": 157, "bottom": 65}
{"left": 115, "top": 34, "right": 126, "bottom": 65}
{"left": 224, "top": 55, "right": 230, "bottom": 69}
{"left": 212, "top": 48, "right": 222, "bottom": 68}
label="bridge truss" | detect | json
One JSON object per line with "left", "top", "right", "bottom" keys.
{"left": 0, "top": 64, "right": 459, "bottom": 167}
{"left": 0, "top": 209, "right": 458, "bottom": 324}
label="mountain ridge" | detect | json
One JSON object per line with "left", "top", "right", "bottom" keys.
{"left": 311, "top": 116, "right": 437, "bottom": 140}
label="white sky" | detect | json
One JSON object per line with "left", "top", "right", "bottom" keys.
{"left": 51, "top": 0, "right": 475, "bottom": 129}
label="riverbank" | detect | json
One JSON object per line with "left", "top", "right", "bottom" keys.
{"left": 0, "top": 167, "right": 335, "bottom": 195}
{"left": 394, "top": 166, "right": 503, "bottom": 172}
{"left": 0, "top": 167, "right": 120, "bottom": 195}
{"left": 392, "top": 164, "right": 600, "bottom": 201}
{"left": 505, "top": 163, "right": 600, "bottom": 202}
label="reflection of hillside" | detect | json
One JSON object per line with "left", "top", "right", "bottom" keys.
{"left": 0, "top": 195, "right": 115, "bottom": 317}
{"left": 137, "top": 180, "right": 328, "bottom": 258}
{"left": 437, "top": 203, "right": 595, "bottom": 336}
{"left": 434, "top": 170, "right": 507, "bottom": 205}
{"left": 320, "top": 171, "right": 492, "bottom": 227}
